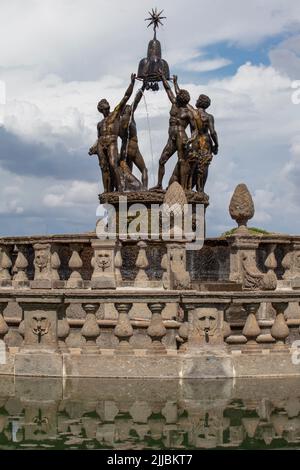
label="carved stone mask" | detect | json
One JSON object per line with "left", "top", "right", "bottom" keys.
{"left": 96, "top": 252, "right": 111, "bottom": 271}
{"left": 31, "top": 315, "right": 50, "bottom": 342}
{"left": 192, "top": 310, "right": 218, "bottom": 343}
{"left": 35, "top": 251, "right": 48, "bottom": 270}
{"left": 196, "top": 312, "right": 217, "bottom": 333}
{"left": 170, "top": 249, "right": 185, "bottom": 268}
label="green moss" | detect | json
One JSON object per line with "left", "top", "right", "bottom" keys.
{"left": 222, "top": 227, "right": 270, "bottom": 237}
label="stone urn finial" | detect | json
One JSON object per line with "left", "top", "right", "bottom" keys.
{"left": 229, "top": 183, "right": 255, "bottom": 233}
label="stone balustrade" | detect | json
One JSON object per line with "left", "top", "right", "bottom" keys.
{"left": 0, "top": 233, "right": 300, "bottom": 291}
{"left": 0, "top": 289, "right": 299, "bottom": 376}
{"left": 0, "top": 232, "right": 300, "bottom": 377}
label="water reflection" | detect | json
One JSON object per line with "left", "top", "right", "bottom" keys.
{"left": 0, "top": 377, "right": 300, "bottom": 449}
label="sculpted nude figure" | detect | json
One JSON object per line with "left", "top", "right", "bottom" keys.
{"left": 89, "top": 73, "right": 136, "bottom": 192}
{"left": 119, "top": 82, "right": 148, "bottom": 189}
{"left": 151, "top": 72, "right": 197, "bottom": 190}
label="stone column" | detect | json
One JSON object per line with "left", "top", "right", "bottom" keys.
{"left": 81, "top": 303, "right": 100, "bottom": 353}
{"left": 147, "top": 303, "right": 167, "bottom": 353}
{"left": 66, "top": 245, "right": 83, "bottom": 289}
{"left": 57, "top": 304, "right": 70, "bottom": 352}
{"left": 242, "top": 303, "right": 261, "bottom": 350}
{"left": 134, "top": 241, "right": 150, "bottom": 288}
{"left": 12, "top": 245, "right": 29, "bottom": 288}
{"left": 0, "top": 246, "right": 12, "bottom": 287}
{"left": 91, "top": 240, "right": 117, "bottom": 289}
{"left": 0, "top": 302, "right": 8, "bottom": 347}
{"left": 114, "top": 242, "right": 123, "bottom": 287}
{"left": 271, "top": 302, "right": 289, "bottom": 351}
{"left": 114, "top": 303, "right": 133, "bottom": 354}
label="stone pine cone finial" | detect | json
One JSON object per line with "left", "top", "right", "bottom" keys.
{"left": 163, "top": 181, "right": 187, "bottom": 216}
{"left": 229, "top": 183, "right": 255, "bottom": 231}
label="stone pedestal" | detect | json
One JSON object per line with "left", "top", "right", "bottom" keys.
{"left": 91, "top": 240, "right": 117, "bottom": 289}
{"left": 20, "top": 299, "right": 60, "bottom": 352}
{"left": 163, "top": 243, "right": 191, "bottom": 290}
{"left": 31, "top": 243, "right": 61, "bottom": 289}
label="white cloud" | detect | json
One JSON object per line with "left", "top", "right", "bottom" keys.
{"left": 43, "top": 180, "right": 98, "bottom": 207}
{"left": 184, "top": 58, "right": 232, "bottom": 73}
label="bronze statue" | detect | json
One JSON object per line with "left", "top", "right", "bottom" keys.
{"left": 192, "top": 94, "right": 219, "bottom": 192}
{"left": 151, "top": 72, "right": 197, "bottom": 190}
{"left": 89, "top": 73, "right": 136, "bottom": 192}
{"left": 168, "top": 77, "right": 219, "bottom": 192}
{"left": 119, "top": 82, "right": 148, "bottom": 189}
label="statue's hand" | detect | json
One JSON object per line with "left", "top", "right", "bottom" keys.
{"left": 173, "top": 74, "right": 178, "bottom": 84}
{"left": 212, "top": 145, "right": 218, "bottom": 155}
{"left": 158, "top": 68, "right": 164, "bottom": 79}
{"left": 141, "top": 80, "right": 147, "bottom": 91}
{"left": 131, "top": 73, "right": 136, "bottom": 83}
{"left": 88, "top": 147, "right": 94, "bottom": 156}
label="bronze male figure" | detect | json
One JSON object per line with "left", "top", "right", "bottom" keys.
{"left": 119, "top": 82, "right": 148, "bottom": 189}
{"left": 192, "top": 94, "right": 219, "bottom": 192}
{"left": 151, "top": 72, "right": 197, "bottom": 190}
{"left": 89, "top": 73, "right": 136, "bottom": 192}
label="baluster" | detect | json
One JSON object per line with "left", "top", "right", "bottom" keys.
{"left": 51, "top": 249, "right": 61, "bottom": 281}
{"left": 271, "top": 302, "right": 289, "bottom": 350}
{"left": 114, "top": 303, "right": 133, "bottom": 353}
{"left": 161, "top": 253, "right": 169, "bottom": 289}
{"left": 12, "top": 245, "right": 29, "bottom": 287}
{"left": 0, "top": 303, "right": 8, "bottom": 344}
{"left": 67, "top": 245, "right": 83, "bottom": 288}
{"left": 263, "top": 244, "right": 278, "bottom": 289}
{"left": 256, "top": 302, "right": 276, "bottom": 344}
{"left": 114, "top": 243, "right": 123, "bottom": 287}
{"left": 134, "top": 241, "right": 149, "bottom": 287}
{"left": 18, "top": 320, "right": 25, "bottom": 343}
{"left": 147, "top": 303, "right": 167, "bottom": 353}
{"left": 0, "top": 246, "right": 12, "bottom": 286}
{"left": 242, "top": 303, "right": 261, "bottom": 349}
{"left": 57, "top": 304, "right": 70, "bottom": 352}
{"left": 81, "top": 304, "right": 100, "bottom": 353}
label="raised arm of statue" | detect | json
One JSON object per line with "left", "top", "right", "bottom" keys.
{"left": 208, "top": 114, "right": 219, "bottom": 154}
{"left": 159, "top": 70, "right": 175, "bottom": 104}
{"left": 173, "top": 75, "right": 180, "bottom": 95}
{"left": 114, "top": 73, "right": 136, "bottom": 116}
{"left": 132, "top": 81, "right": 146, "bottom": 113}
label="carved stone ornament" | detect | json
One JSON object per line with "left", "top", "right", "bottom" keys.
{"left": 91, "top": 240, "right": 116, "bottom": 289}
{"left": 180, "top": 307, "right": 224, "bottom": 348}
{"left": 31, "top": 315, "right": 51, "bottom": 343}
{"left": 242, "top": 252, "right": 276, "bottom": 290}
{"left": 229, "top": 183, "right": 254, "bottom": 232}
{"left": 164, "top": 244, "right": 190, "bottom": 290}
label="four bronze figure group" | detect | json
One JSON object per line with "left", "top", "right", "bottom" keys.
{"left": 89, "top": 71, "right": 218, "bottom": 194}
{"left": 89, "top": 9, "right": 219, "bottom": 195}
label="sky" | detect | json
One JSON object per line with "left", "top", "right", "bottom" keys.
{"left": 0, "top": 0, "right": 300, "bottom": 237}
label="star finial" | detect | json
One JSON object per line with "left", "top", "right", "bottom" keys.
{"left": 145, "top": 8, "right": 166, "bottom": 32}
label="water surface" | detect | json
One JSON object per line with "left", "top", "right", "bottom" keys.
{"left": 0, "top": 376, "right": 300, "bottom": 450}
